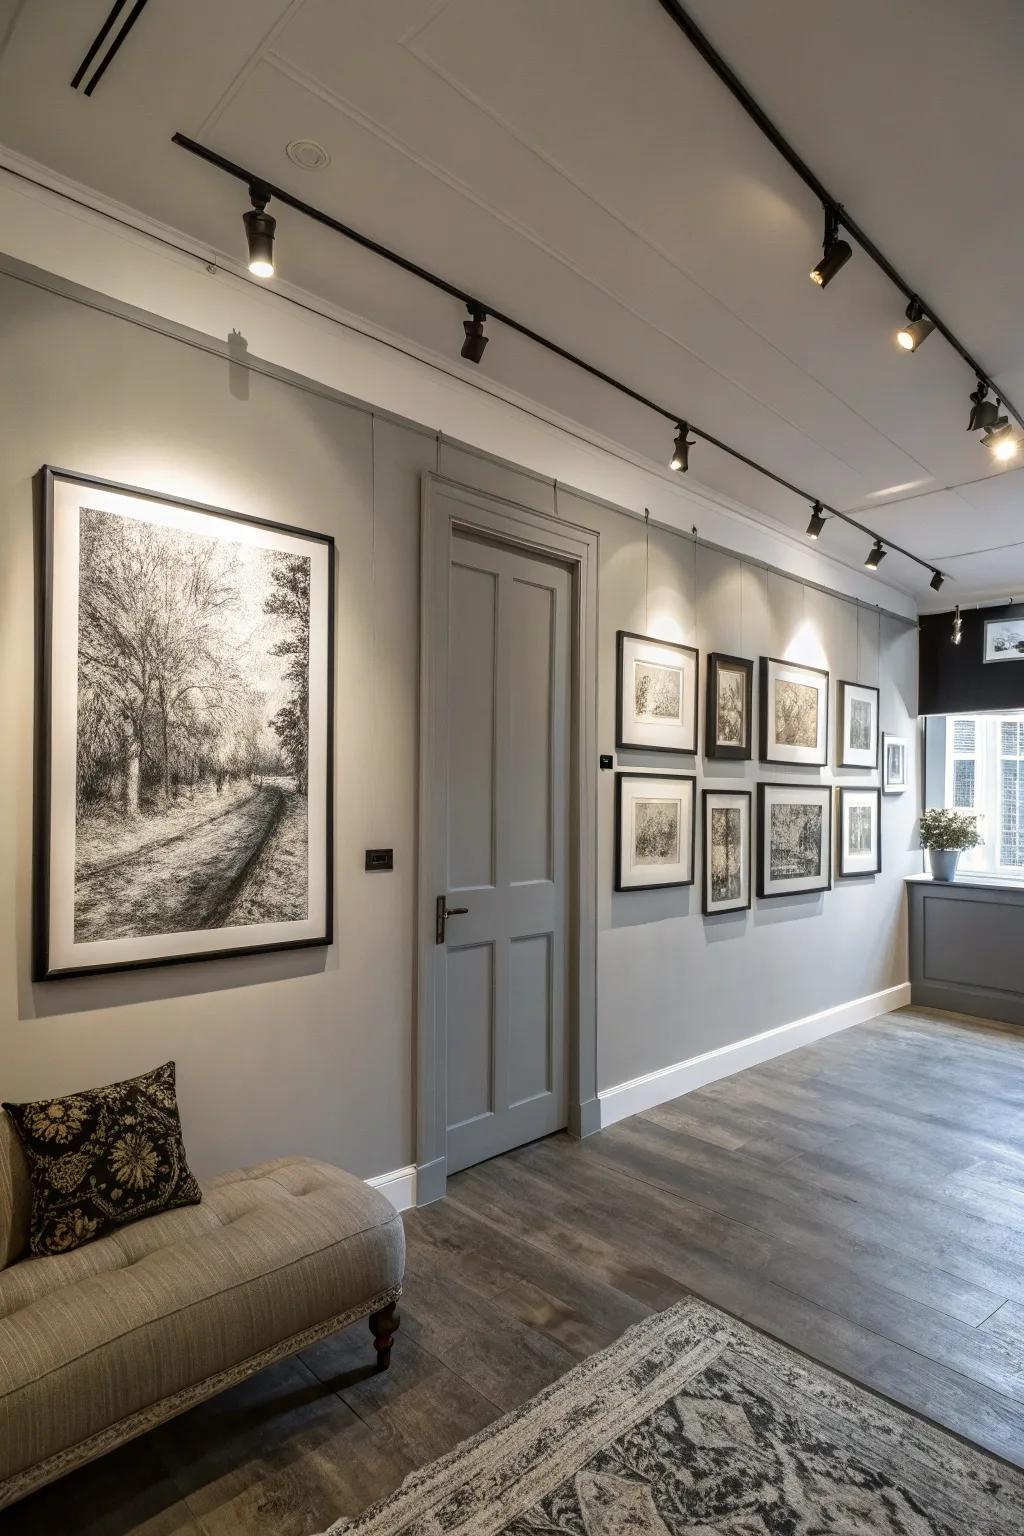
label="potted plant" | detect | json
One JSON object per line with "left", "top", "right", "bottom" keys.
{"left": 918, "top": 808, "right": 981, "bottom": 882}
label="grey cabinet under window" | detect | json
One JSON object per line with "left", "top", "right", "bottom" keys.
{"left": 908, "top": 877, "right": 1024, "bottom": 1027}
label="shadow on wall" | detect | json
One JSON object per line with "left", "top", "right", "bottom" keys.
{"left": 227, "top": 330, "right": 250, "bottom": 402}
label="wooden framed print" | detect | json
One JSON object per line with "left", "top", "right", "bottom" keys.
{"left": 701, "top": 789, "right": 752, "bottom": 915}
{"left": 705, "top": 653, "right": 753, "bottom": 760}
{"left": 36, "top": 467, "right": 335, "bottom": 979}
{"left": 837, "top": 786, "right": 882, "bottom": 877}
{"left": 759, "top": 657, "right": 829, "bottom": 766}
{"left": 616, "top": 631, "right": 698, "bottom": 754}
{"left": 837, "top": 680, "right": 880, "bottom": 769}
{"left": 757, "top": 782, "right": 831, "bottom": 898}
{"left": 883, "top": 733, "right": 909, "bottom": 794}
{"left": 615, "top": 772, "right": 695, "bottom": 891}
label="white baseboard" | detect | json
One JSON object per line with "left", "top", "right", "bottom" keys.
{"left": 366, "top": 1164, "right": 417, "bottom": 1212}
{"left": 597, "top": 983, "right": 911, "bottom": 1128}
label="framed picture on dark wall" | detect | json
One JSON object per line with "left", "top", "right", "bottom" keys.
{"left": 759, "top": 657, "right": 829, "bottom": 766}
{"left": 837, "top": 680, "right": 880, "bottom": 769}
{"left": 616, "top": 631, "right": 698, "bottom": 754}
{"left": 701, "top": 789, "right": 752, "bottom": 914}
{"left": 615, "top": 772, "right": 695, "bottom": 891}
{"left": 882, "top": 733, "right": 908, "bottom": 793}
{"left": 837, "top": 786, "right": 882, "bottom": 877}
{"left": 983, "top": 616, "right": 1024, "bottom": 663}
{"left": 35, "top": 467, "right": 335, "bottom": 979}
{"left": 705, "top": 653, "right": 753, "bottom": 760}
{"left": 757, "top": 782, "right": 831, "bottom": 897}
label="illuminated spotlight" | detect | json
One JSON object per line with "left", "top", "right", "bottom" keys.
{"left": 864, "top": 539, "right": 887, "bottom": 570}
{"left": 982, "top": 421, "right": 1019, "bottom": 462}
{"left": 952, "top": 605, "right": 963, "bottom": 645}
{"left": 896, "top": 298, "right": 935, "bottom": 352}
{"left": 810, "top": 206, "right": 853, "bottom": 289}
{"left": 967, "top": 381, "right": 999, "bottom": 434}
{"left": 243, "top": 183, "right": 276, "bottom": 278}
{"left": 806, "top": 501, "right": 826, "bottom": 539}
{"left": 930, "top": 571, "right": 944, "bottom": 592}
{"left": 460, "top": 304, "right": 489, "bottom": 364}
{"left": 670, "top": 422, "right": 694, "bottom": 473}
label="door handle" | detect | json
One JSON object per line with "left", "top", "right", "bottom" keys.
{"left": 435, "top": 895, "right": 469, "bottom": 944}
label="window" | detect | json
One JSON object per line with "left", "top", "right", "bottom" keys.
{"left": 943, "top": 714, "right": 1024, "bottom": 874}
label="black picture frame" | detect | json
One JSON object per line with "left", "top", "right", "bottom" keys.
{"left": 759, "top": 656, "right": 830, "bottom": 766}
{"left": 701, "top": 788, "right": 752, "bottom": 915}
{"left": 704, "top": 653, "right": 753, "bottom": 760}
{"left": 837, "top": 679, "right": 880, "bottom": 770}
{"left": 614, "top": 771, "right": 696, "bottom": 892}
{"left": 756, "top": 781, "right": 832, "bottom": 898}
{"left": 35, "top": 466, "right": 336, "bottom": 980}
{"left": 882, "top": 732, "right": 908, "bottom": 794}
{"left": 616, "top": 630, "right": 699, "bottom": 754}
{"left": 836, "top": 786, "right": 883, "bottom": 878}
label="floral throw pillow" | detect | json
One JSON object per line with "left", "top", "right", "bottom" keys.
{"left": 3, "top": 1061, "right": 201, "bottom": 1257}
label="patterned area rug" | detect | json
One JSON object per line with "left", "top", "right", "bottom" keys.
{"left": 326, "top": 1297, "right": 1023, "bottom": 1536}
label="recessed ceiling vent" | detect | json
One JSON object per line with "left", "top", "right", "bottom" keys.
{"left": 286, "top": 140, "right": 331, "bottom": 171}
{"left": 71, "top": 0, "right": 152, "bottom": 97}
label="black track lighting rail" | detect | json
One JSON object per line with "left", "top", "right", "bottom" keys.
{"left": 171, "top": 130, "right": 943, "bottom": 583}
{"left": 654, "top": 0, "right": 1024, "bottom": 434}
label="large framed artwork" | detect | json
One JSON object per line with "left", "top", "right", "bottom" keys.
{"left": 615, "top": 772, "right": 695, "bottom": 891}
{"left": 616, "top": 631, "right": 698, "bottom": 754}
{"left": 36, "top": 467, "right": 335, "bottom": 979}
{"left": 701, "top": 789, "right": 752, "bottom": 915}
{"left": 837, "top": 680, "right": 879, "bottom": 769}
{"left": 758, "top": 657, "right": 829, "bottom": 766}
{"left": 882, "top": 733, "right": 909, "bottom": 794}
{"left": 705, "top": 653, "right": 753, "bottom": 760}
{"left": 983, "top": 616, "right": 1024, "bottom": 663}
{"left": 756, "top": 782, "right": 832, "bottom": 898}
{"left": 837, "top": 786, "right": 882, "bottom": 877}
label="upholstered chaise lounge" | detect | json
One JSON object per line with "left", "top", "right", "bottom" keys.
{"left": 0, "top": 1115, "right": 405, "bottom": 1510}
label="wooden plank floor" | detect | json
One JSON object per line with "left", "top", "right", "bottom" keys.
{"left": 8, "top": 1006, "right": 1024, "bottom": 1535}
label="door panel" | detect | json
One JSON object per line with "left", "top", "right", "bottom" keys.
{"left": 444, "top": 531, "right": 570, "bottom": 1174}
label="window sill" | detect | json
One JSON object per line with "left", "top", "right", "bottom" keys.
{"left": 906, "top": 872, "right": 1024, "bottom": 894}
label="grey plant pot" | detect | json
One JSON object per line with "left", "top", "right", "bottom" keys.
{"left": 928, "top": 849, "right": 961, "bottom": 882}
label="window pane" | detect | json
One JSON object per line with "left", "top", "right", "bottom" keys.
{"left": 1002, "top": 721, "right": 1023, "bottom": 758}
{"left": 953, "top": 720, "right": 976, "bottom": 752}
{"left": 952, "top": 759, "right": 975, "bottom": 808}
{"left": 1001, "top": 759, "right": 1024, "bottom": 867}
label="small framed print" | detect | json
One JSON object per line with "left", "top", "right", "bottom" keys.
{"left": 883, "top": 733, "right": 909, "bottom": 794}
{"left": 757, "top": 782, "right": 831, "bottom": 898}
{"left": 837, "top": 786, "right": 882, "bottom": 877}
{"left": 705, "top": 653, "right": 753, "bottom": 760}
{"left": 837, "top": 680, "right": 879, "bottom": 769}
{"left": 983, "top": 616, "right": 1024, "bottom": 663}
{"left": 616, "top": 631, "right": 698, "bottom": 754}
{"left": 759, "top": 657, "right": 829, "bottom": 766}
{"left": 702, "top": 789, "right": 752, "bottom": 915}
{"left": 615, "top": 772, "right": 695, "bottom": 891}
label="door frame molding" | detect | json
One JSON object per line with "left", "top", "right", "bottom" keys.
{"left": 416, "top": 474, "right": 599, "bottom": 1205}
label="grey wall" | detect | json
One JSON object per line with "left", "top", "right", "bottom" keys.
{"left": 0, "top": 268, "right": 920, "bottom": 1179}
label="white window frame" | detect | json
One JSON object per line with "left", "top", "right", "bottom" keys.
{"left": 943, "top": 714, "right": 1024, "bottom": 876}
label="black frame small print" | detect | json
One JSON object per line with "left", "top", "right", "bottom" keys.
{"left": 882, "top": 733, "right": 908, "bottom": 794}
{"left": 837, "top": 786, "right": 882, "bottom": 878}
{"left": 759, "top": 657, "right": 829, "bottom": 767}
{"left": 757, "top": 782, "right": 832, "bottom": 898}
{"left": 616, "top": 631, "right": 698, "bottom": 755}
{"left": 837, "top": 680, "right": 880, "bottom": 770}
{"left": 701, "top": 788, "right": 752, "bottom": 915}
{"left": 705, "top": 653, "right": 753, "bottom": 760}
{"left": 36, "top": 467, "right": 335, "bottom": 979}
{"left": 615, "top": 772, "right": 696, "bottom": 892}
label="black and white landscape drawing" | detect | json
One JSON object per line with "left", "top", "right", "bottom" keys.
{"left": 716, "top": 669, "right": 745, "bottom": 747}
{"left": 850, "top": 697, "right": 872, "bottom": 751}
{"left": 634, "top": 660, "right": 682, "bottom": 723}
{"left": 769, "top": 803, "right": 822, "bottom": 881}
{"left": 633, "top": 797, "right": 681, "bottom": 865}
{"left": 74, "top": 507, "right": 310, "bottom": 941}
{"left": 848, "top": 804, "right": 872, "bottom": 854}
{"left": 984, "top": 618, "right": 1024, "bottom": 662}
{"left": 774, "top": 680, "right": 818, "bottom": 748}
{"left": 710, "top": 805, "right": 742, "bottom": 900}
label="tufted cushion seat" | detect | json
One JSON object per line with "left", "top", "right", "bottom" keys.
{"left": 0, "top": 1154, "right": 405, "bottom": 1508}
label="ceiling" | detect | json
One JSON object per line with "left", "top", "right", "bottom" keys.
{"left": 1, "top": 0, "right": 1022, "bottom": 609}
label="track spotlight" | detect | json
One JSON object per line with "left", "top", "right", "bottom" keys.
{"left": 670, "top": 422, "right": 695, "bottom": 473}
{"left": 896, "top": 299, "right": 935, "bottom": 353}
{"left": 243, "top": 183, "right": 276, "bottom": 278}
{"left": 967, "top": 381, "right": 999, "bottom": 434}
{"left": 864, "top": 539, "right": 887, "bottom": 570}
{"left": 952, "top": 605, "right": 963, "bottom": 645}
{"left": 806, "top": 502, "right": 826, "bottom": 539}
{"left": 982, "top": 420, "right": 1018, "bottom": 462}
{"left": 930, "top": 571, "right": 944, "bottom": 592}
{"left": 461, "top": 304, "right": 489, "bottom": 364}
{"left": 810, "top": 206, "right": 852, "bottom": 289}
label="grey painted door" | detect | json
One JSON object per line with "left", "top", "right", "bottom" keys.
{"left": 443, "top": 530, "right": 570, "bottom": 1174}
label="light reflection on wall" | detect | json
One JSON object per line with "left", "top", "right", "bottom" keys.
{"left": 784, "top": 616, "right": 829, "bottom": 670}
